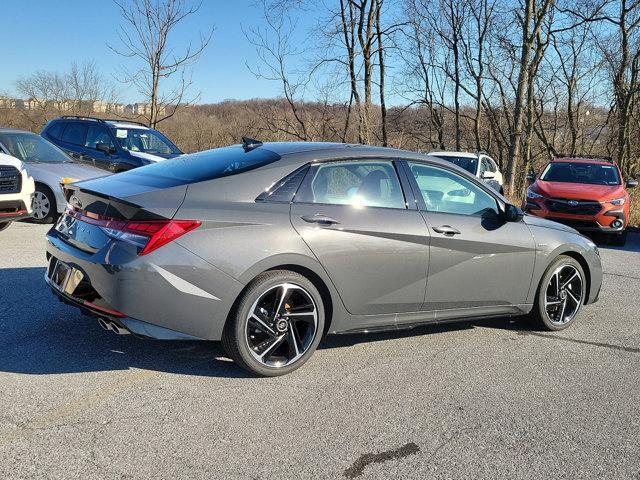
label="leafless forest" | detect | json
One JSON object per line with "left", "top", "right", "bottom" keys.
{"left": 2, "top": 0, "right": 639, "bottom": 200}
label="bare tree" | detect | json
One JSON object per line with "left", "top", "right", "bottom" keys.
{"left": 109, "top": 0, "right": 213, "bottom": 128}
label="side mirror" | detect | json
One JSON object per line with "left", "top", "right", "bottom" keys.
{"left": 503, "top": 203, "right": 524, "bottom": 222}
{"left": 626, "top": 179, "right": 638, "bottom": 189}
{"left": 481, "top": 171, "right": 495, "bottom": 180}
{"left": 526, "top": 172, "right": 536, "bottom": 184}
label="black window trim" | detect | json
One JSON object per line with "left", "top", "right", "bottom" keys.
{"left": 255, "top": 164, "right": 310, "bottom": 204}
{"left": 398, "top": 158, "right": 507, "bottom": 215}
{"left": 292, "top": 157, "right": 413, "bottom": 211}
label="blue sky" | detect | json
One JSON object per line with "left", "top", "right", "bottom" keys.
{"left": 0, "top": 0, "right": 314, "bottom": 103}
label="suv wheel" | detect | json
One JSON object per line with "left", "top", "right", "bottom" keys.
{"left": 222, "top": 270, "right": 325, "bottom": 376}
{"left": 31, "top": 185, "right": 58, "bottom": 224}
{"left": 530, "top": 255, "right": 585, "bottom": 331}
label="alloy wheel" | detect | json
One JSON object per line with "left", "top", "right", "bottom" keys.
{"left": 245, "top": 283, "right": 318, "bottom": 368}
{"left": 544, "top": 264, "right": 583, "bottom": 326}
{"left": 32, "top": 190, "right": 51, "bottom": 220}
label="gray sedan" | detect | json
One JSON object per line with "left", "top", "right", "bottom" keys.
{"left": 44, "top": 140, "right": 602, "bottom": 376}
{"left": 0, "top": 129, "right": 107, "bottom": 223}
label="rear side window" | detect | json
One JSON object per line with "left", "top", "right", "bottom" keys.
{"left": 113, "top": 146, "right": 281, "bottom": 188}
{"left": 256, "top": 165, "right": 309, "bottom": 203}
{"left": 62, "top": 123, "right": 88, "bottom": 146}
{"left": 46, "top": 122, "right": 65, "bottom": 140}
{"left": 295, "top": 160, "right": 406, "bottom": 209}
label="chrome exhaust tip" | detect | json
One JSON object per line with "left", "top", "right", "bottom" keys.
{"left": 109, "top": 321, "right": 131, "bottom": 335}
{"left": 98, "top": 318, "right": 111, "bottom": 331}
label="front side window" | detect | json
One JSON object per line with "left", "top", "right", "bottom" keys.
{"left": 408, "top": 162, "right": 499, "bottom": 216}
{"left": 296, "top": 160, "right": 406, "bottom": 209}
{"left": 111, "top": 127, "right": 181, "bottom": 155}
{"left": 61, "top": 123, "right": 88, "bottom": 146}
{"left": 0, "top": 132, "right": 70, "bottom": 163}
{"left": 85, "top": 125, "right": 115, "bottom": 151}
{"left": 541, "top": 162, "right": 620, "bottom": 186}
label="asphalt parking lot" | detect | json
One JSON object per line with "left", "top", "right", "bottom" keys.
{"left": 0, "top": 222, "right": 639, "bottom": 479}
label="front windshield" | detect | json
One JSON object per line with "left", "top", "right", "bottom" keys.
{"left": 432, "top": 155, "right": 477, "bottom": 175}
{"left": 541, "top": 162, "right": 621, "bottom": 186}
{"left": 111, "top": 127, "right": 181, "bottom": 155}
{"left": 0, "top": 132, "right": 70, "bottom": 163}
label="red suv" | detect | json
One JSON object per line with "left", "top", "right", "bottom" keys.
{"left": 524, "top": 156, "right": 637, "bottom": 246}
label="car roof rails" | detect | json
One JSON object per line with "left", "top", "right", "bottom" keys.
{"left": 554, "top": 153, "right": 615, "bottom": 163}
{"left": 242, "top": 136, "right": 263, "bottom": 152}
{"left": 58, "top": 115, "right": 106, "bottom": 123}
{"left": 102, "top": 118, "right": 149, "bottom": 127}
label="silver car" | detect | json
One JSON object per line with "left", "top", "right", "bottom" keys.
{"left": 45, "top": 140, "right": 602, "bottom": 376}
{"left": 0, "top": 129, "right": 107, "bottom": 223}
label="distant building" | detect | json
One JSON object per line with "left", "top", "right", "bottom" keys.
{"left": 125, "top": 103, "right": 165, "bottom": 117}
{"left": 92, "top": 101, "right": 125, "bottom": 114}
{"left": 0, "top": 96, "right": 16, "bottom": 109}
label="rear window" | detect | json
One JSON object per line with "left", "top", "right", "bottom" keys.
{"left": 432, "top": 155, "right": 478, "bottom": 175}
{"left": 114, "top": 146, "right": 281, "bottom": 188}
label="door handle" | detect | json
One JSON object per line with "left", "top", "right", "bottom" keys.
{"left": 300, "top": 214, "right": 340, "bottom": 226}
{"left": 432, "top": 225, "right": 460, "bottom": 236}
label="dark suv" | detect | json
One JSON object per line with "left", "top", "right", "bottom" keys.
{"left": 41, "top": 116, "right": 182, "bottom": 172}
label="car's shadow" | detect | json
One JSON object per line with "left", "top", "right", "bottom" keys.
{"left": 0, "top": 267, "right": 533, "bottom": 378}
{"left": 584, "top": 229, "right": 640, "bottom": 253}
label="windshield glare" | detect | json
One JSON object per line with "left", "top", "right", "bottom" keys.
{"left": 541, "top": 162, "right": 621, "bottom": 186}
{"left": 112, "top": 128, "right": 180, "bottom": 155}
{"left": 433, "top": 155, "right": 477, "bottom": 175}
{"left": 0, "top": 132, "right": 70, "bottom": 163}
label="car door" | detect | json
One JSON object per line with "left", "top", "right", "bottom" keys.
{"left": 84, "top": 124, "right": 118, "bottom": 170}
{"left": 403, "top": 161, "right": 535, "bottom": 318}
{"left": 290, "top": 158, "right": 429, "bottom": 318}
{"left": 60, "top": 122, "right": 91, "bottom": 165}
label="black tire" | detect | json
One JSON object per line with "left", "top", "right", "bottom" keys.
{"left": 610, "top": 230, "right": 627, "bottom": 247}
{"left": 31, "top": 184, "right": 58, "bottom": 224}
{"left": 222, "top": 270, "right": 325, "bottom": 376}
{"left": 0, "top": 221, "right": 11, "bottom": 232}
{"left": 529, "top": 255, "right": 586, "bottom": 331}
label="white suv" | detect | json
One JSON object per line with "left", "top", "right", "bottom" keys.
{"left": 428, "top": 151, "right": 504, "bottom": 194}
{"left": 0, "top": 152, "right": 35, "bottom": 231}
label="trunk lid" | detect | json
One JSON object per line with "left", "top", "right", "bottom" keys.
{"left": 54, "top": 174, "right": 187, "bottom": 253}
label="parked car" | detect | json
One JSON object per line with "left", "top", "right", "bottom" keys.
{"left": 45, "top": 140, "right": 602, "bottom": 376}
{"left": 0, "top": 152, "right": 35, "bottom": 231}
{"left": 41, "top": 116, "right": 182, "bottom": 173}
{"left": 0, "top": 129, "right": 108, "bottom": 223}
{"left": 524, "top": 155, "right": 637, "bottom": 246}
{"left": 428, "top": 151, "right": 504, "bottom": 193}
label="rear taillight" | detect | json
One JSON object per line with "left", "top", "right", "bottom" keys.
{"left": 66, "top": 208, "right": 201, "bottom": 255}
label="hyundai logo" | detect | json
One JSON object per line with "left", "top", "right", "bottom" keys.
{"left": 70, "top": 195, "right": 82, "bottom": 208}
{"left": 568, "top": 200, "right": 579, "bottom": 206}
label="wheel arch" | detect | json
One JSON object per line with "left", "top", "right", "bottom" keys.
{"left": 231, "top": 254, "right": 345, "bottom": 336}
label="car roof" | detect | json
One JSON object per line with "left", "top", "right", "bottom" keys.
{"left": 104, "top": 120, "right": 149, "bottom": 130}
{"left": 257, "top": 141, "right": 435, "bottom": 161}
{"left": 428, "top": 151, "right": 479, "bottom": 159}
{"left": 0, "top": 128, "right": 35, "bottom": 135}
{"left": 551, "top": 157, "right": 614, "bottom": 166}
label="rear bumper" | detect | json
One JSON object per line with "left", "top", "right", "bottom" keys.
{"left": 45, "top": 228, "right": 244, "bottom": 341}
